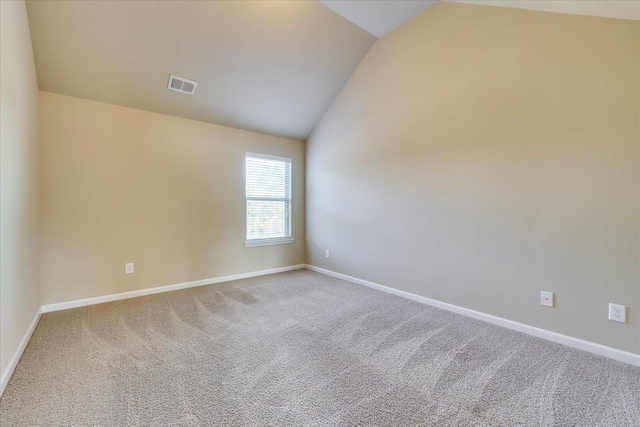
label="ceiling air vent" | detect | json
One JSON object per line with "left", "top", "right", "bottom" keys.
{"left": 167, "top": 75, "right": 197, "bottom": 95}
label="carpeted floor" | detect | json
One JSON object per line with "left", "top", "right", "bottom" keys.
{"left": 1, "top": 269, "right": 639, "bottom": 426}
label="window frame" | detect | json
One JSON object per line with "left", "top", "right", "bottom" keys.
{"left": 244, "top": 152, "right": 294, "bottom": 248}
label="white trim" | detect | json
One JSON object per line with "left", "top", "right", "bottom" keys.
{"left": 246, "top": 197, "right": 289, "bottom": 202}
{"left": 41, "top": 264, "right": 305, "bottom": 313}
{"left": 245, "top": 152, "right": 292, "bottom": 163}
{"left": 305, "top": 264, "right": 640, "bottom": 367}
{"left": 244, "top": 152, "right": 293, "bottom": 243}
{"left": 2, "top": 265, "right": 305, "bottom": 396}
{"left": 1, "top": 307, "right": 42, "bottom": 397}
{"left": 245, "top": 238, "right": 294, "bottom": 248}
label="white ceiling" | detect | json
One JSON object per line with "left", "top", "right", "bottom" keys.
{"left": 25, "top": 1, "right": 638, "bottom": 142}
{"left": 319, "top": 1, "right": 639, "bottom": 38}
{"left": 319, "top": 1, "right": 440, "bottom": 37}
{"left": 26, "top": 1, "right": 375, "bottom": 140}
{"left": 452, "top": 1, "right": 640, "bottom": 21}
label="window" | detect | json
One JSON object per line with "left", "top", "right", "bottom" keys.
{"left": 245, "top": 153, "right": 293, "bottom": 247}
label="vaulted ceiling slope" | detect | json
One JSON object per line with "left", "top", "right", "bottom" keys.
{"left": 320, "top": 1, "right": 639, "bottom": 38}
{"left": 26, "top": 1, "right": 638, "bottom": 141}
{"left": 26, "top": 1, "right": 375, "bottom": 140}
{"left": 319, "top": 1, "right": 440, "bottom": 37}
{"left": 454, "top": 1, "right": 640, "bottom": 21}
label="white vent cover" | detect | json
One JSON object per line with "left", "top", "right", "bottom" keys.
{"left": 167, "top": 75, "right": 197, "bottom": 95}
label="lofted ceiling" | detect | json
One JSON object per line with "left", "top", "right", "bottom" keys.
{"left": 319, "top": 1, "right": 440, "bottom": 37}
{"left": 25, "top": 0, "right": 375, "bottom": 141}
{"left": 26, "top": 1, "right": 638, "bottom": 141}
{"left": 452, "top": 1, "right": 640, "bottom": 21}
{"left": 320, "top": 1, "right": 639, "bottom": 37}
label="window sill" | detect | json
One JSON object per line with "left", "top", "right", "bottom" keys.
{"left": 245, "top": 238, "right": 294, "bottom": 248}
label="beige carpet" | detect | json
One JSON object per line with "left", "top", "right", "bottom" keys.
{"left": 1, "top": 269, "right": 639, "bottom": 426}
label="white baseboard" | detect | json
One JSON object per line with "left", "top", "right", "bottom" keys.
{"left": 41, "top": 264, "right": 305, "bottom": 313}
{"left": 1, "top": 307, "right": 42, "bottom": 397}
{"left": 4, "top": 262, "right": 635, "bottom": 399}
{"left": 1, "top": 264, "right": 305, "bottom": 397}
{"left": 305, "top": 264, "right": 640, "bottom": 367}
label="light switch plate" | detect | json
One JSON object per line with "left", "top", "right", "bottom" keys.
{"left": 608, "top": 303, "right": 626, "bottom": 323}
{"left": 125, "top": 263, "right": 134, "bottom": 274}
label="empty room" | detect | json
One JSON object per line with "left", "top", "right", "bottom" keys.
{"left": 1, "top": 0, "right": 639, "bottom": 425}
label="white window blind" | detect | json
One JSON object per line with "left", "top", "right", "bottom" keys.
{"left": 245, "top": 153, "right": 293, "bottom": 247}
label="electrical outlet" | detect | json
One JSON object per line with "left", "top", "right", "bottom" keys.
{"left": 325, "top": 250, "right": 330, "bottom": 258}
{"left": 125, "top": 263, "right": 134, "bottom": 274}
{"left": 608, "top": 303, "right": 626, "bottom": 323}
{"left": 540, "top": 291, "right": 554, "bottom": 307}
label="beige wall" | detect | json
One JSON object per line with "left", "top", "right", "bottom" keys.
{"left": 306, "top": 3, "right": 639, "bottom": 353}
{"left": 39, "top": 92, "right": 304, "bottom": 305}
{"left": 1, "top": 0, "right": 42, "bottom": 378}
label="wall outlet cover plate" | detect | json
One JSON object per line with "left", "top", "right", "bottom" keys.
{"left": 608, "top": 303, "right": 626, "bottom": 323}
